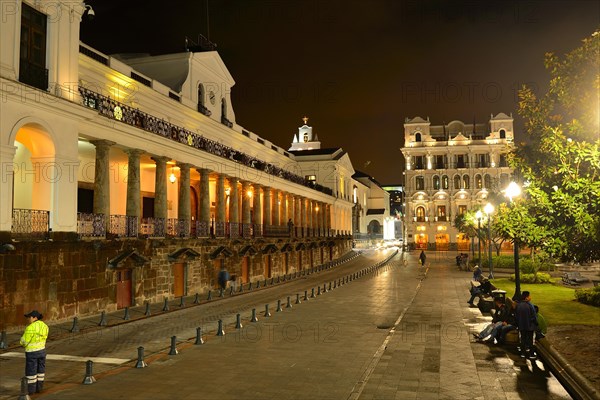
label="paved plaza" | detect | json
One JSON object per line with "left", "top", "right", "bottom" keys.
{"left": 0, "top": 249, "right": 570, "bottom": 399}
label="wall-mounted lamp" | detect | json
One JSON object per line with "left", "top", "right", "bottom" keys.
{"left": 84, "top": 4, "right": 95, "bottom": 19}
{"left": 225, "top": 187, "right": 231, "bottom": 196}
{"left": 247, "top": 190, "right": 253, "bottom": 198}
{"left": 169, "top": 166, "right": 176, "bottom": 184}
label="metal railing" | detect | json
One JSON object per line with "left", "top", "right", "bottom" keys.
{"left": 12, "top": 209, "right": 50, "bottom": 240}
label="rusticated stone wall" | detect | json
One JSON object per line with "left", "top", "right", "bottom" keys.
{"left": 0, "top": 237, "right": 350, "bottom": 331}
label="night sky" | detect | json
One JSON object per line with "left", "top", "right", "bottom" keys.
{"left": 79, "top": 0, "right": 599, "bottom": 184}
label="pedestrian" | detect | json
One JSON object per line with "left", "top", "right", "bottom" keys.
{"left": 20, "top": 310, "right": 49, "bottom": 395}
{"left": 515, "top": 291, "right": 538, "bottom": 359}
{"left": 217, "top": 266, "right": 229, "bottom": 291}
{"left": 472, "top": 265, "right": 482, "bottom": 281}
{"left": 419, "top": 250, "right": 426, "bottom": 266}
{"left": 230, "top": 273, "right": 238, "bottom": 292}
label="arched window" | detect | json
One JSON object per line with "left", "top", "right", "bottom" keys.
{"left": 416, "top": 206, "right": 426, "bottom": 222}
{"left": 433, "top": 175, "right": 440, "bottom": 190}
{"left": 454, "top": 175, "right": 461, "bottom": 189}
{"left": 484, "top": 174, "right": 492, "bottom": 189}
{"left": 442, "top": 175, "right": 449, "bottom": 190}
{"left": 475, "top": 174, "right": 483, "bottom": 189}
{"left": 416, "top": 176, "right": 425, "bottom": 190}
{"left": 463, "top": 175, "right": 470, "bottom": 189}
{"left": 303, "top": 132, "right": 309, "bottom": 142}
{"left": 221, "top": 98, "right": 227, "bottom": 119}
{"left": 415, "top": 132, "right": 422, "bottom": 142}
{"left": 499, "top": 129, "right": 506, "bottom": 139}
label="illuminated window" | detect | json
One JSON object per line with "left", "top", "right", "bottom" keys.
{"left": 442, "top": 175, "right": 449, "bottom": 189}
{"left": 458, "top": 205, "right": 467, "bottom": 216}
{"left": 454, "top": 175, "right": 461, "bottom": 189}
{"left": 416, "top": 176, "right": 425, "bottom": 190}
{"left": 475, "top": 174, "right": 483, "bottom": 189}
{"left": 437, "top": 206, "right": 446, "bottom": 221}
{"left": 433, "top": 176, "right": 440, "bottom": 190}
{"left": 463, "top": 175, "right": 470, "bottom": 189}
{"left": 303, "top": 132, "right": 309, "bottom": 142}
{"left": 416, "top": 206, "right": 426, "bottom": 222}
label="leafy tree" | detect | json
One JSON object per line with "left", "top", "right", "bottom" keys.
{"left": 510, "top": 30, "right": 600, "bottom": 263}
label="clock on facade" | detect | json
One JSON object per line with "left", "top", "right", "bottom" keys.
{"left": 209, "top": 91, "right": 216, "bottom": 105}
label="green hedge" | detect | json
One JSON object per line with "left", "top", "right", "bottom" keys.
{"left": 509, "top": 272, "right": 553, "bottom": 284}
{"left": 481, "top": 255, "right": 554, "bottom": 273}
{"left": 575, "top": 286, "right": 600, "bottom": 307}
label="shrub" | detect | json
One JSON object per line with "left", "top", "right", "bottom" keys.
{"left": 509, "top": 272, "right": 553, "bottom": 284}
{"left": 488, "top": 255, "right": 554, "bottom": 273}
{"left": 575, "top": 286, "right": 600, "bottom": 307}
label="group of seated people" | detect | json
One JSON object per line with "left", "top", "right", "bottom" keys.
{"left": 468, "top": 267, "right": 546, "bottom": 359}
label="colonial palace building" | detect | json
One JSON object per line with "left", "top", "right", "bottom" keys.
{"left": 401, "top": 116, "right": 515, "bottom": 251}
{"left": 0, "top": 1, "right": 389, "bottom": 328}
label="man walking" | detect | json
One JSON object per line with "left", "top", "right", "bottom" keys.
{"left": 20, "top": 310, "right": 49, "bottom": 395}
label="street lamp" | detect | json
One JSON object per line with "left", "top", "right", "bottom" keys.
{"left": 505, "top": 181, "right": 522, "bottom": 300}
{"left": 484, "top": 202, "right": 495, "bottom": 278}
{"left": 475, "top": 210, "right": 483, "bottom": 266}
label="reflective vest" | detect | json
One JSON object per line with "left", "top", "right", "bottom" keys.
{"left": 20, "top": 320, "right": 49, "bottom": 352}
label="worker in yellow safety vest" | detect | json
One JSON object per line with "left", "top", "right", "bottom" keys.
{"left": 20, "top": 310, "right": 49, "bottom": 395}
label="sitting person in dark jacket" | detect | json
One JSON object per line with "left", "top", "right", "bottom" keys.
{"left": 473, "top": 297, "right": 514, "bottom": 343}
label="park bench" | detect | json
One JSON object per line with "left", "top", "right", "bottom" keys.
{"left": 562, "top": 272, "right": 590, "bottom": 286}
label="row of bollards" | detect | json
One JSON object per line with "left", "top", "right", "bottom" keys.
{"left": 62, "top": 251, "right": 370, "bottom": 388}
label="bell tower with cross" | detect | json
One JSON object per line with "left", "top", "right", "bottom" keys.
{"left": 289, "top": 116, "right": 321, "bottom": 151}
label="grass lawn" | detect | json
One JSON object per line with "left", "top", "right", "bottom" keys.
{"left": 490, "top": 278, "right": 600, "bottom": 326}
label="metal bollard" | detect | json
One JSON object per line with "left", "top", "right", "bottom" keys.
{"left": 310, "top": 288, "right": 316, "bottom": 298}
{"left": 123, "top": 307, "right": 130, "bottom": 320}
{"left": 144, "top": 302, "right": 152, "bottom": 316}
{"left": 98, "top": 311, "right": 107, "bottom": 326}
{"left": 333, "top": 280, "right": 337, "bottom": 289}
{"left": 18, "top": 376, "right": 30, "bottom": 400}
{"left": 250, "top": 308, "right": 259, "bottom": 322}
{"left": 256, "top": 280, "right": 260, "bottom": 289}
{"left": 207, "top": 290, "right": 212, "bottom": 301}
{"left": 248, "top": 282, "right": 253, "bottom": 291}
{"left": 195, "top": 327, "right": 204, "bottom": 345}
{"left": 239, "top": 284, "right": 244, "bottom": 293}
{"left": 235, "top": 314, "right": 243, "bottom": 329}
{"left": 82, "top": 360, "right": 96, "bottom": 384}
{"left": 323, "top": 283, "right": 327, "bottom": 293}
{"left": 179, "top": 296, "right": 185, "bottom": 307}
{"left": 162, "top": 298, "right": 169, "bottom": 312}
{"left": 264, "top": 279, "right": 268, "bottom": 287}
{"left": 216, "top": 320, "right": 225, "bottom": 336}
{"left": 304, "top": 290, "right": 309, "bottom": 301}
{"left": 264, "top": 304, "right": 271, "bottom": 317}
{"left": 277, "top": 276, "right": 281, "bottom": 283}
{"left": 135, "top": 346, "right": 147, "bottom": 368}
{"left": 276, "top": 300, "right": 283, "bottom": 312}
{"left": 169, "top": 336, "right": 178, "bottom": 355}
{"left": 317, "top": 286, "right": 321, "bottom": 296}
{"left": 193, "top": 293, "right": 200, "bottom": 304}
{"left": 70, "top": 317, "right": 80, "bottom": 333}
{"left": 286, "top": 296, "right": 293, "bottom": 309}
{"left": 329, "top": 282, "right": 332, "bottom": 291}
{"left": 296, "top": 293, "right": 302, "bottom": 304}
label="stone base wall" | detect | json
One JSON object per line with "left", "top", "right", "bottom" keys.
{"left": 0, "top": 237, "right": 351, "bottom": 331}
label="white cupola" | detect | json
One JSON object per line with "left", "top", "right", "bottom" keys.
{"left": 289, "top": 116, "right": 321, "bottom": 151}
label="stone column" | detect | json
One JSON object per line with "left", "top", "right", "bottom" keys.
{"left": 124, "top": 148, "right": 144, "bottom": 219}
{"left": 229, "top": 177, "right": 239, "bottom": 223}
{"left": 242, "top": 181, "right": 251, "bottom": 224}
{"left": 263, "top": 187, "right": 271, "bottom": 226}
{"left": 300, "top": 197, "right": 307, "bottom": 230}
{"left": 91, "top": 140, "right": 115, "bottom": 227}
{"left": 0, "top": 144, "right": 17, "bottom": 237}
{"left": 197, "top": 168, "right": 211, "bottom": 224}
{"left": 177, "top": 163, "right": 192, "bottom": 236}
{"left": 307, "top": 199, "right": 313, "bottom": 233}
{"left": 253, "top": 184, "right": 262, "bottom": 226}
{"left": 151, "top": 156, "right": 169, "bottom": 220}
{"left": 272, "top": 189, "right": 280, "bottom": 226}
{"left": 215, "top": 174, "right": 226, "bottom": 223}
{"left": 295, "top": 196, "right": 301, "bottom": 227}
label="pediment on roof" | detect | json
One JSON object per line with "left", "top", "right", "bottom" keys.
{"left": 406, "top": 116, "right": 429, "bottom": 124}
{"left": 168, "top": 248, "right": 201, "bottom": 261}
{"left": 491, "top": 112, "right": 512, "bottom": 120}
{"left": 451, "top": 132, "right": 469, "bottom": 141}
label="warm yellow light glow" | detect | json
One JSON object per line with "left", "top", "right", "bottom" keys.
{"left": 484, "top": 202, "right": 494, "bottom": 215}
{"left": 225, "top": 187, "right": 231, "bottom": 196}
{"left": 247, "top": 190, "right": 253, "bottom": 197}
{"left": 169, "top": 173, "right": 176, "bottom": 184}
{"left": 475, "top": 210, "right": 483, "bottom": 220}
{"left": 505, "top": 181, "right": 521, "bottom": 202}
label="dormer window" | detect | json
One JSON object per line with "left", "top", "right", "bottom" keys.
{"left": 499, "top": 129, "right": 506, "bottom": 139}
{"left": 415, "top": 132, "right": 422, "bottom": 142}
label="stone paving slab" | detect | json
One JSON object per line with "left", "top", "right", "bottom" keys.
{"left": 1, "top": 250, "right": 572, "bottom": 399}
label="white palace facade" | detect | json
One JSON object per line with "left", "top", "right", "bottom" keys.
{"left": 401, "top": 116, "right": 515, "bottom": 251}
{"left": 0, "top": 0, "right": 375, "bottom": 327}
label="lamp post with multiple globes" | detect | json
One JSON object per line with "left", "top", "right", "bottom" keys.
{"left": 505, "top": 182, "right": 522, "bottom": 300}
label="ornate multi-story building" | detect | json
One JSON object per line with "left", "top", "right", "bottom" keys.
{"left": 0, "top": 0, "right": 370, "bottom": 328}
{"left": 401, "top": 115, "right": 515, "bottom": 251}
